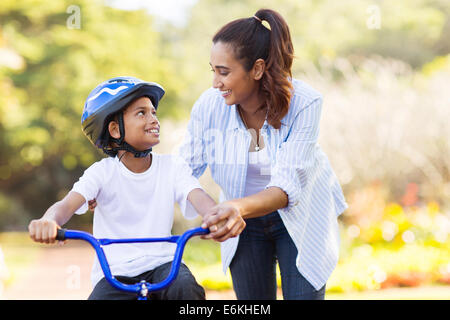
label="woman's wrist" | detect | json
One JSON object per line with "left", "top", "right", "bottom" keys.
{"left": 226, "top": 197, "right": 262, "bottom": 219}
{"left": 225, "top": 199, "right": 246, "bottom": 218}
{"left": 227, "top": 188, "right": 288, "bottom": 220}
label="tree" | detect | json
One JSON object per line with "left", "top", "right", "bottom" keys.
{"left": 0, "top": 0, "right": 181, "bottom": 228}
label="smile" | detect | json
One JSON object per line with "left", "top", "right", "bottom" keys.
{"left": 221, "top": 89, "right": 231, "bottom": 97}
{"left": 145, "top": 128, "right": 160, "bottom": 136}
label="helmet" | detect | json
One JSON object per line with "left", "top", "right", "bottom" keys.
{"left": 81, "top": 76, "right": 165, "bottom": 157}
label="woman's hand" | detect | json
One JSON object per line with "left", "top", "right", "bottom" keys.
{"left": 201, "top": 201, "right": 246, "bottom": 242}
{"left": 88, "top": 199, "right": 97, "bottom": 211}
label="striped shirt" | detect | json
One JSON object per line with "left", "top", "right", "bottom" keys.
{"left": 179, "top": 78, "right": 348, "bottom": 290}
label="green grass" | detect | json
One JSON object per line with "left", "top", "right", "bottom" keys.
{"left": 183, "top": 238, "right": 233, "bottom": 290}
{"left": 183, "top": 238, "right": 221, "bottom": 266}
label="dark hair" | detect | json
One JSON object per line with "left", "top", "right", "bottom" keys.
{"left": 212, "top": 9, "right": 294, "bottom": 129}
{"left": 98, "top": 112, "right": 119, "bottom": 156}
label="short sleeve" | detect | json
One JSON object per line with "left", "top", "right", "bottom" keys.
{"left": 71, "top": 162, "right": 104, "bottom": 215}
{"left": 266, "top": 96, "right": 323, "bottom": 210}
{"left": 172, "top": 155, "right": 203, "bottom": 220}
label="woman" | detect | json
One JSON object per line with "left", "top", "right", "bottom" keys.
{"left": 180, "top": 9, "right": 348, "bottom": 300}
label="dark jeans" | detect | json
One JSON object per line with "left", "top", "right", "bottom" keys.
{"left": 230, "top": 211, "right": 326, "bottom": 300}
{"left": 88, "top": 262, "right": 205, "bottom": 300}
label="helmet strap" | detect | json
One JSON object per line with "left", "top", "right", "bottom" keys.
{"left": 107, "top": 112, "right": 152, "bottom": 158}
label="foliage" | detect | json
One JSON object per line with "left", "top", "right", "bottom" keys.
{"left": 180, "top": 203, "right": 449, "bottom": 293}
{"left": 305, "top": 55, "right": 450, "bottom": 208}
{"left": 327, "top": 241, "right": 449, "bottom": 293}
{"left": 180, "top": 193, "right": 450, "bottom": 293}
{"left": 179, "top": 0, "right": 450, "bottom": 105}
{"left": 328, "top": 187, "right": 450, "bottom": 292}
{"left": 0, "top": 0, "right": 183, "bottom": 228}
{"left": 0, "top": 0, "right": 449, "bottom": 237}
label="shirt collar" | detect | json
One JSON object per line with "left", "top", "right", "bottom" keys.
{"left": 230, "top": 104, "right": 270, "bottom": 131}
{"left": 230, "top": 104, "right": 242, "bottom": 130}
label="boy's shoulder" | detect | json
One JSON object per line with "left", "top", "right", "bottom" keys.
{"left": 81, "top": 156, "right": 116, "bottom": 177}
{"left": 88, "top": 156, "right": 116, "bottom": 168}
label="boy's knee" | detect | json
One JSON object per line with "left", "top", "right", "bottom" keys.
{"left": 163, "top": 266, "right": 205, "bottom": 300}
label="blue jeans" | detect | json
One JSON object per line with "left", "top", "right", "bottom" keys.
{"left": 230, "top": 211, "right": 326, "bottom": 300}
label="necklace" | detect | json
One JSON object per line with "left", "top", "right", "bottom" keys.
{"left": 237, "top": 105, "right": 261, "bottom": 152}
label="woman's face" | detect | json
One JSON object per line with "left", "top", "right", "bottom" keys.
{"left": 210, "top": 41, "right": 260, "bottom": 107}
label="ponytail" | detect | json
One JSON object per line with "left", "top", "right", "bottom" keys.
{"left": 213, "top": 9, "right": 294, "bottom": 129}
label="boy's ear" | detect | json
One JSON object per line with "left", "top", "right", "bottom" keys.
{"left": 108, "top": 121, "right": 121, "bottom": 139}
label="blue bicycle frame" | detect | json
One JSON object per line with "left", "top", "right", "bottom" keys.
{"left": 55, "top": 227, "right": 210, "bottom": 300}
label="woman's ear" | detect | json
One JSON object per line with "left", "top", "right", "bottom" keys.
{"left": 108, "top": 120, "right": 121, "bottom": 139}
{"left": 252, "top": 58, "right": 266, "bottom": 81}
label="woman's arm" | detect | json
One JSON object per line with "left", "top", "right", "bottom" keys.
{"left": 227, "top": 187, "right": 288, "bottom": 219}
{"left": 201, "top": 187, "right": 286, "bottom": 241}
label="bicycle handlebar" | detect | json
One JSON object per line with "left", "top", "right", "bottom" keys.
{"left": 56, "top": 227, "right": 210, "bottom": 299}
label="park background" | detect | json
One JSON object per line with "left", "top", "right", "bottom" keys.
{"left": 0, "top": 0, "right": 449, "bottom": 299}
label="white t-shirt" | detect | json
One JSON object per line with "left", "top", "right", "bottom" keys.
{"left": 71, "top": 153, "right": 202, "bottom": 287}
{"left": 243, "top": 146, "right": 271, "bottom": 197}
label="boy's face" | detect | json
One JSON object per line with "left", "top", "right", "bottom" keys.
{"left": 110, "top": 96, "right": 160, "bottom": 151}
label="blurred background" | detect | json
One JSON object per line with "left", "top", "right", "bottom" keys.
{"left": 0, "top": 0, "right": 449, "bottom": 299}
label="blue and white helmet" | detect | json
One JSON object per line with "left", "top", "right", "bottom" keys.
{"left": 81, "top": 76, "right": 165, "bottom": 156}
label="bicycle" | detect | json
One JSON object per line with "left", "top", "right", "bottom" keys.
{"left": 55, "top": 227, "right": 210, "bottom": 300}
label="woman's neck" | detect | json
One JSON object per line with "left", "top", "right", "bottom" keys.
{"left": 238, "top": 105, "right": 267, "bottom": 130}
{"left": 118, "top": 152, "right": 152, "bottom": 173}
{"left": 238, "top": 89, "right": 265, "bottom": 115}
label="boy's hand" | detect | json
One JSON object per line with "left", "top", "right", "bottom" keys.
{"left": 28, "top": 219, "right": 60, "bottom": 244}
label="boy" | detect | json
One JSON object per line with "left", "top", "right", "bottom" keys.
{"left": 28, "top": 77, "right": 217, "bottom": 300}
